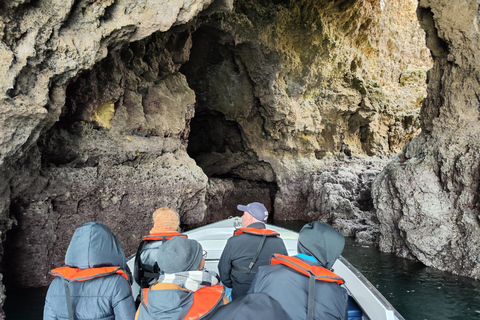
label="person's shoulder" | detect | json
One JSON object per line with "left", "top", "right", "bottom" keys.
{"left": 256, "top": 263, "right": 285, "bottom": 276}
{"left": 89, "top": 272, "right": 131, "bottom": 290}
{"left": 228, "top": 231, "right": 251, "bottom": 241}
{"left": 223, "top": 233, "right": 242, "bottom": 249}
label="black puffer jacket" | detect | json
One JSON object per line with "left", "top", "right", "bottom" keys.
{"left": 206, "top": 292, "right": 291, "bottom": 320}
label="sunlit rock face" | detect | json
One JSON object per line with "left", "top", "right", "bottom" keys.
{"left": 0, "top": 0, "right": 435, "bottom": 305}
{"left": 183, "top": 0, "right": 430, "bottom": 230}
{"left": 372, "top": 0, "right": 480, "bottom": 279}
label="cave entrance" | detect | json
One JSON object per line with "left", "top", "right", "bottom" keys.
{"left": 181, "top": 27, "right": 278, "bottom": 223}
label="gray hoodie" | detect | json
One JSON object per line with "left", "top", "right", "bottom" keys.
{"left": 44, "top": 222, "right": 135, "bottom": 320}
{"left": 297, "top": 221, "right": 345, "bottom": 270}
{"left": 248, "top": 222, "right": 348, "bottom": 320}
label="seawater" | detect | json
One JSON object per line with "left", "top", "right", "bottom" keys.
{"left": 4, "top": 220, "right": 480, "bottom": 319}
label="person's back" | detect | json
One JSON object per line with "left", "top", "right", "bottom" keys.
{"left": 136, "top": 236, "right": 228, "bottom": 320}
{"left": 218, "top": 202, "right": 288, "bottom": 300}
{"left": 206, "top": 292, "right": 291, "bottom": 320}
{"left": 45, "top": 275, "right": 134, "bottom": 320}
{"left": 44, "top": 222, "right": 135, "bottom": 320}
{"left": 134, "top": 207, "right": 185, "bottom": 297}
{"left": 248, "top": 258, "right": 348, "bottom": 320}
{"left": 248, "top": 222, "right": 349, "bottom": 320}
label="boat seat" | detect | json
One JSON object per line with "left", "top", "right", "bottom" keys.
{"left": 347, "top": 295, "right": 363, "bottom": 320}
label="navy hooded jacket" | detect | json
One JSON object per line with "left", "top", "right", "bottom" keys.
{"left": 248, "top": 222, "right": 348, "bottom": 320}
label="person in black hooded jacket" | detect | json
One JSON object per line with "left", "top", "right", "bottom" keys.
{"left": 247, "top": 221, "right": 348, "bottom": 320}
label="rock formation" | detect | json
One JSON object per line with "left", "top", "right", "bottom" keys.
{"left": 0, "top": 0, "right": 216, "bottom": 309}
{"left": 372, "top": 0, "right": 480, "bottom": 279}
{"left": 0, "top": 0, "right": 454, "bottom": 315}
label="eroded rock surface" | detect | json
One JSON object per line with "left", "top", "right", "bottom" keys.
{"left": 0, "top": 0, "right": 442, "bottom": 314}
{"left": 0, "top": 0, "right": 214, "bottom": 308}
{"left": 372, "top": 0, "right": 480, "bottom": 279}
{"left": 184, "top": 0, "right": 430, "bottom": 226}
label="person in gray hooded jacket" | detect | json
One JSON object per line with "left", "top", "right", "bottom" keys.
{"left": 136, "top": 236, "right": 227, "bottom": 320}
{"left": 43, "top": 222, "right": 136, "bottom": 320}
{"left": 247, "top": 221, "right": 348, "bottom": 320}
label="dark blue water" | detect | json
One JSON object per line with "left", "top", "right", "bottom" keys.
{"left": 4, "top": 221, "right": 480, "bottom": 319}
{"left": 342, "top": 239, "right": 480, "bottom": 319}
{"left": 3, "top": 286, "right": 48, "bottom": 319}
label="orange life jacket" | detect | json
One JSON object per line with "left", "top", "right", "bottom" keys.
{"left": 270, "top": 254, "right": 344, "bottom": 285}
{"left": 232, "top": 228, "right": 280, "bottom": 274}
{"left": 50, "top": 266, "right": 129, "bottom": 282}
{"left": 234, "top": 227, "right": 279, "bottom": 237}
{"left": 138, "top": 283, "right": 227, "bottom": 320}
{"left": 52, "top": 266, "right": 131, "bottom": 320}
{"left": 135, "top": 232, "right": 187, "bottom": 288}
{"left": 142, "top": 231, "right": 187, "bottom": 241}
{"left": 271, "top": 254, "right": 344, "bottom": 320}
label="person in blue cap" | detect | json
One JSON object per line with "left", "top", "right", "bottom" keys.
{"left": 218, "top": 202, "right": 287, "bottom": 300}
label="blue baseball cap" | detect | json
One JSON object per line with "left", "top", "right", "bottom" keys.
{"left": 237, "top": 202, "right": 269, "bottom": 222}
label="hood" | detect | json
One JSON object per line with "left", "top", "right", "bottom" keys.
{"left": 65, "top": 222, "right": 127, "bottom": 269}
{"left": 207, "top": 292, "right": 291, "bottom": 320}
{"left": 297, "top": 221, "right": 345, "bottom": 270}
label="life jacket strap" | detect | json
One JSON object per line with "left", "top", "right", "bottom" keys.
{"left": 231, "top": 264, "right": 258, "bottom": 274}
{"left": 63, "top": 280, "right": 74, "bottom": 320}
{"left": 307, "top": 274, "right": 315, "bottom": 320}
{"left": 248, "top": 234, "right": 267, "bottom": 274}
{"left": 232, "top": 234, "right": 268, "bottom": 274}
{"left": 142, "top": 271, "right": 160, "bottom": 279}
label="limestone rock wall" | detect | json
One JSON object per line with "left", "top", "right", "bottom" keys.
{"left": 0, "top": 0, "right": 214, "bottom": 308}
{"left": 0, "top": 0, "right": 437, "bottom": 311}
{"left": 184, "top": 0, "right": 431, "bottom": 226}
{"left": 372, "top": 0, "right": 480, "bottom": 279}
{"left": 1, "top": 29, "right": 213, "bottom": 290}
